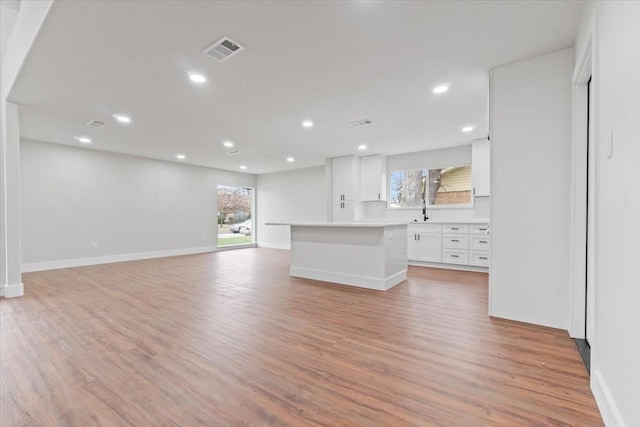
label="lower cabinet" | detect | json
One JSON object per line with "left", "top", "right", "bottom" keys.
{"left": 408, "top": 222, "right": 490, "bottom": 269}
{"left": 408, "top": 227, "right": 442, "bottom": 262}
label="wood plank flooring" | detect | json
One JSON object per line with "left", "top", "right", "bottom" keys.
{"left": 1, "top": 248, "right": 602, "bottom": 426}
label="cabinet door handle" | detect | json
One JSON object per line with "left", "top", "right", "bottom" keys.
{"left": 418, "top": 234, "right": 420, "bottom": 241}
{"left": 451, "top": 239, "right": 459, "bottom": 242}
{"left": 479, "top": 257, "right": 488, "bottom": 260}
{"left": 451, "top": 255, "right": 459, "bottom": 258}
{"left": 414, "top": 234, "right": 417, "bottom": 241}
{"left": 479, "top": 240, "right": 488, "bottom": 243}
{"left": 479, "top": 228, "right": 487, "bottom": 231}
{"left": 378, "top": 193, "right": 380, "bottom": 199}
{"left": 451, "top": 227, "right": 459, "bottom": 231}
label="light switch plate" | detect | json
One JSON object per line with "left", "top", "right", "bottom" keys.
{"left": 605, "top": 130, "right": 613, "bottom": 159}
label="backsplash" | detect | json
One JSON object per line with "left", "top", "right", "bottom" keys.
{"left": 364, "top": 196, "right": 490, "bottom": 223}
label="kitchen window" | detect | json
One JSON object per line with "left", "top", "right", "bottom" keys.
{"left": 388, "top": 165, "right": 472, "bottom": 208}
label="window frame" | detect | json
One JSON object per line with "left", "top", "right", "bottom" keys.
{"left": 387, "top": 165, "right": 475, "bottom": 210}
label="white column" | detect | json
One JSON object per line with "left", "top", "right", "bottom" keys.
{"left": 1, "top": 101, "right": 22, "bottom": 297}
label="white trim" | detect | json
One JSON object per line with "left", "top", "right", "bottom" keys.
{"left": 592, "top": 368, "right": 627, "bottom": 427}
{"left": 408, "top": 260, "right": 489, "bottom": 273}
{"left": 569, "top": 14, "right": 594, "bottom": 339}
{"left": 21, "top": 246, "right": 218, "bottom": 273}
{"left": 290, "top": 266, "right": 406, "bottom": 291}
{"left": 2, "top": 282, "right": 23, "bottom": 298}
{"left": 257, "top": 242, "right": 291, "bottom": 250}
{"left": 216, "top": 243, "right": 257, "bottom": 251}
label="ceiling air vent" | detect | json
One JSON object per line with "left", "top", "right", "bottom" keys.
{"left": 225, "top": 150, "right": 241, "bottom": 156}
{"left": 86, "top": 120, "right": 106, "bottom": 128}
{"left": 350, "top": 119, "right": 372, "bottom": 127}
{"left": 202, "top": 36, "right": 244, "bottom": 62}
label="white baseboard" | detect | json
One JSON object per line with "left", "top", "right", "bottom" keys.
{"left": 2, "top": 282, "right": 24, "bottom": 298}
{"left": 408, "top": 260, "right": 489, "bottom": 273}
{"left": 21, "top": 246, "right": 218, "bottom": 273}
{"left": 257, "top": 242, "right": 291, "bottom": 250}
{"left": 592, "top": 368, "right": 627, "bottom": 427}
{"left": 290, "top": 266, "right": 406, "bottom": 291}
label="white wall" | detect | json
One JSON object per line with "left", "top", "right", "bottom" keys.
{"left": 20, "top": 140, "right": 256, "bottom": 270}
{"left": 256, "top": 166, "right": 326, "bottom": 249}
{"left": 1, "top": 0, "right": 53, "bottom": 296}
{"left": 364, "top": 145, "right": 491, "bottom": 222}
{"left": 489, "top": 48, "right": 574, "bottom": 329}
{"left": 578, "top": 2, "right": 640, "bottom": 426}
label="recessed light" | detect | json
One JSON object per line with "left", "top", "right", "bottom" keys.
{"left": 175, "top": 154, "right": 186, "bottom": 160}
{"left": 223, "top": 141, "right": 234, "bottom": 148}
{"left": 302, "top": 120, "right": 313, "bottom": 128}
{"left": 189, "top": 73, "right": 206, "bottom": 84}
{"left": 462, "top": 125, "right": 475, "bottom": 133}
{"left": 74, "top": 136, "right": 92, "bottom": 144}
{"left": 433, "top": 84, "right": 449, "bottom": 94}
{"left": 113, "top": 114, "right": 131, "bottom": 123}
{"left": 286, "top": 157, "right": 295, "bottom": 162}
{"left": 240, "top": 165, "right": 247, "bottom": 170}
{"left": 358, "top": 144, "right": 367, "bottom": 150}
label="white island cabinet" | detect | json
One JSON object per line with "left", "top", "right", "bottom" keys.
{"left": 266, "top": 222, "right": 408, "bottom": 291}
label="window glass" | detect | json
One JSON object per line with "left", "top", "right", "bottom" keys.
{"left": 389, "top": 165, "right": 472, "bottom": 208}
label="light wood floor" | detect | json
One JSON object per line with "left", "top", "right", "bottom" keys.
{"left": 1, "top": 248, "right": 602, "bottom": 426}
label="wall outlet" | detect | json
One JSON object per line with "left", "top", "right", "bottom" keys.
{"left": 91, "top": 242, "right": 98, "bottom": 250}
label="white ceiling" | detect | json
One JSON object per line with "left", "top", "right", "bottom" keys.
{"left": 9, "top": 1, "right": 583, "bottom": 175}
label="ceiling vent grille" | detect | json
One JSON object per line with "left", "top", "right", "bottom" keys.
{"left": 225, "top": 150, "right": 241, "bottom": 156}
{"left": 350, "top": 119, "right": 372, "bottom": 127}
{"left": 203, "top": 36, "right": 244, "bottom": 62}
{"left": 86, "top": 120, "right": 106, "bottom": 128}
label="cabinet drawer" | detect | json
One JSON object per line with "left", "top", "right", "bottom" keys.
{"left": 469, "top": 224, "right": 490, "bottom": 235}
{"left": 469, "top": 235, "right": 490, "bottom": 250}
{"left": 442, "top": 249, "right": 468, "bottom": 265}
{"left": 469, "top": 251, "right": 490, "bottom": 267}
{"left": 442, "top": 224, "right": 468, "bottom": 234}
{"left": 442, "top": 234, "right": 468, "bottom": 249}
{"left": 408, "top": 223, "right": 441, "bottom": 234}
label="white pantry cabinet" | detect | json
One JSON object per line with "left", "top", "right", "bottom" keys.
{"left": 472, "top": 139, "right": 490, "bottom": 197}
{"left": 331, "top": 156, "right": 359, "bottom": 202}
{"left": 360, "top": 155, "right": 387, "bottom": 202}
{"left": 332, "top": 201, "right": 355, "bottom": 222}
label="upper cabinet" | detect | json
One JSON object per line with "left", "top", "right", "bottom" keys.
{"left": 360, "top": 155, "right": 387, "bottom": 202}
{"left": 331, "top": 156, "right": 359, "bottom": 201}
{"left": 472, "top": 139, "right": 490, "bottom": 197}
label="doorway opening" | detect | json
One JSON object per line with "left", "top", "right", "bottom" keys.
{"left": 217, "top": 185, "right": 254, "bottom": 247}
{"left": 575, "top": 75, "right": 593, "bottom": 375}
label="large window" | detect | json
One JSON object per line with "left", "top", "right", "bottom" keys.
{"left": 389, "top": 165, "right": 472, "bottom": 208}
{"left": 217, "top": 185, "right": 253, "bottom": 247}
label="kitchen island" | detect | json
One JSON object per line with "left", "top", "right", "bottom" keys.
{"left": 266, "top": 222, "right": 408, "bottom": 291}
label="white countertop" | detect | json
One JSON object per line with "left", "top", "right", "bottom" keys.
{"left": 408, "top": 219, "right": 490, "bottom": 224}
{"left": 265, "top": 221, "right": 408, "bottom": 227}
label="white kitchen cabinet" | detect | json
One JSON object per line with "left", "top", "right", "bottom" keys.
{"left": 330, "top": 156, "right": 362, "bottom": 221}
{"left": 360, "top": 155, "right": 387, "bottom": 202}
{"left": 408, "top": 222, "right": 490, "bottom": 270}
{"left": 443, "top": 249, "right": 469, "bottom": 265}
{"left": 443, "top": 234, "right": 469, "bottom": 250}
{"left": 407, "top": 224, "right": 442, "bottom": 263}
{"left": 331, "top": 156, "right": 359, "bottom": 202}
{"left": 442, "top": 224, "right": 468, "bottom": 234}
{"left": 332, "top": 201, "right": 354, "bottom": 222}
{"left": 472, "top": 139, "right": 490, "bottom": 197}
{"left": 469, "top": 250, "right": 490, "bottom": 267}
